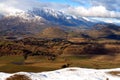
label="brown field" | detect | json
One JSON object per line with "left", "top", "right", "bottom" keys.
{"left": 0, "top": 38, "right": 119, "bottom": 73}
{"left": 0, "top": 54, "right": 119, "bottom": 73}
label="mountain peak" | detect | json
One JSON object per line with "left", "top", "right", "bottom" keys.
{"left": 28, "top": 8, "right": 92, "bottom": 27}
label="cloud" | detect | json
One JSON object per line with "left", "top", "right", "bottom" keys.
{"left": 0, "top": 0, "right": 44, "bottom": 10}
{"left": 63, "top": 6, "right": 120, "bottom": 17}
{"left": 70, "top": 0, "right": 120, "bottom": 11}
{"left": 0, "top": 0, "right": 38, "bottom": 14}
{"left": 0, "top": 0, "right": 70, "bottom": 14}
{"left": 0, "top": 0, "right": 120, "bottom": 17}
{"left": 0, "top": 4, "right": 23, "bottom": 15}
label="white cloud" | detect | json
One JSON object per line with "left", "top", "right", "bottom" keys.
{"left": 0, "top": 3, "right": 24, "bottom": 15}
{"left": 0, "top": 0, "right": 33, "bottom": 14}
{"left": 0, "top": 0, "right": 69, "bottom": 15}
{"left": 64, "top": 6, "right": 120, "bottom": 17}
{"left": 70, "top": 0, "right": 120, "bottom": 11}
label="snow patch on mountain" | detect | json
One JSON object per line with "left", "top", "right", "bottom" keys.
{"left": 82, "top": 17, "right": 90, "bottom": 21}
{"left": 28, "top": 8, "right": 93, "bottom": 27}
{"left": 1, "top": 67, "right": 120, "bottom": 80}
{"left": 88, "top": 17, "right": 120, "bottom": 25}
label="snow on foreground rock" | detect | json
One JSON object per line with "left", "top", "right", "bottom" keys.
{"left": 0, "top": 67, "right": 120, "bottom": 80}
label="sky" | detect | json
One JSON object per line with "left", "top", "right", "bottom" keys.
{"left": 0, "top": 0, "right": 120, "bottom": 17}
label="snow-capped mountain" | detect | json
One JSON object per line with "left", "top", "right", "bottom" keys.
{"left": 0, "top": 8, "right": 90, "bottom": 27}
{"left": 0, "top": 7, "right": 120, "bottom": 27}
{"left": 1, "top": 67, "right": 120, "bottom": 80}
{"left": 0, "top": 7, "right": 120, "bottom": 37}
{"left": 28, "top": 8, "right": 93, "bottom": 27}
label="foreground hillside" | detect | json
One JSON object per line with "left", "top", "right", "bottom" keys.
{"left": 1, "top": 67, "right": 120, "bottom": 80}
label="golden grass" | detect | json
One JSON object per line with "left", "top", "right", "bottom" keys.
{"left": 0, "top": 54, "right": 120, "bottom": 73}
{"left": 68, "top": 38, "right": 88, "bottom": 43}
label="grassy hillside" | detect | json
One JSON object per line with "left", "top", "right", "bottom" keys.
{"left": 38, "top": 27, "right": 67, "bottom": 39}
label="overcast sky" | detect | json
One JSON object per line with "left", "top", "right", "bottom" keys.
{"left": 0, "top": 0, "right": 120, "bottom": 17}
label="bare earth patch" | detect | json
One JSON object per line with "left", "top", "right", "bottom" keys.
{"left": 67, "top": 68, "right": 78, "bottom": 71}
{"left": 6, "top": 74, "right": 31, "bottom": 80}
{"left": 108, "top": 71, "right": 120, "bottom": 77}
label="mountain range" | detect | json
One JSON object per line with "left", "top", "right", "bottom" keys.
{"left": 0, "top": 7, "right": 120, "bottom": 39}
{"left": 1, "top": 7, "right": 120, "bottom": 27}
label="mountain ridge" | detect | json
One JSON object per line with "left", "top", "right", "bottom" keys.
{"left": 0, "top": 7, "right": 120, "bottom": 40}
{"left": 1, "top": 7, "right": 120, "bottom": 27}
